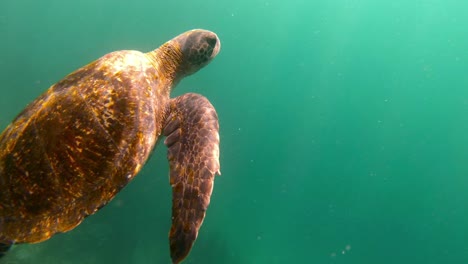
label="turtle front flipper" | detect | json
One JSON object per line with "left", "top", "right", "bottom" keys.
{"left": 163, "top": 93, "right": 220, "bottom": 264}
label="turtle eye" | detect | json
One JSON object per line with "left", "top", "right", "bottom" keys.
{"left": 206, "top": 35, "right": 217, "bottom": 46}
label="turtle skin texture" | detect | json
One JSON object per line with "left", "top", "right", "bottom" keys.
{"left": 0, "top": 29, "right": 221, "bottom": 264}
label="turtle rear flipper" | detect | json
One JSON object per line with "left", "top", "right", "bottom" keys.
{"left": 163, "top": 93, "right": 220, "bottom": 264}
{"left": 0, "top": 242, "right": 12, "bottom": 258}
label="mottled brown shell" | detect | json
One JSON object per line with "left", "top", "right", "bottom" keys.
{"left": 0, "top": 50, "right": 169, "bottom": 243}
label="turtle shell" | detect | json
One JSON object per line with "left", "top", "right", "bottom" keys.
{"left": 0, "top": 50, "right": 169, "bottom": 244}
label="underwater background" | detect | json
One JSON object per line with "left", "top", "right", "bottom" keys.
{"left": 1, "top": 0, "right": 468, "bottom": 263}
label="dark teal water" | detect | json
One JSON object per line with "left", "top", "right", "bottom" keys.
{"left": 1, "top": 0, "right": 468, "bottom": 263}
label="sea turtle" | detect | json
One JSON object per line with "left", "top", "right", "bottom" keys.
{"left": 0, "top": 29, "right": 221, "bottom": 263}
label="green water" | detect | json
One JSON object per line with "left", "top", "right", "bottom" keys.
{"left": 1, "top": 0, "right": 468, "bottom": 263}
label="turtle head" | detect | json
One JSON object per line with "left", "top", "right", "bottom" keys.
{"left": 148, "top": 29, "right": 220, "bottom": 86}
{"left": 171, "top": 29, "right": 221, "bottom": 78}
